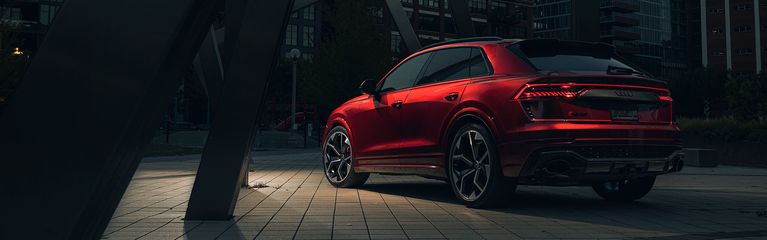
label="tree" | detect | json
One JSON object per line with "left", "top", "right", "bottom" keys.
{"left": 725, "top": 73, "right": 767, "bottom": 122}
{"left": 298, "top": 0, "right": 393, "bottom": 119}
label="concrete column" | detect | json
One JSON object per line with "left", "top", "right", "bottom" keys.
{"left": 186, "top": 0, "right": 294, "bottom": 220}
{"left": 0, "top": 0, "right": 222, "bottom": 238}
{"left": 385, "top": 0, "right": 422, "bottom": 53}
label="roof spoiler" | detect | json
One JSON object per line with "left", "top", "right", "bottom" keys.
{"left": 420, "top": 36, "right": 504, "bottom": 50}
{"left": 512, "top": 38, "right": 618, "bottom": 57}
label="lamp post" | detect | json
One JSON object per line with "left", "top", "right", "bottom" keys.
{"left": 287, "top": 48, "right": 301, "bottom": 131}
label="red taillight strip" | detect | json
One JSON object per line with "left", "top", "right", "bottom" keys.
{"left": 513, "top": 83, "right": 670, "bottom": 100}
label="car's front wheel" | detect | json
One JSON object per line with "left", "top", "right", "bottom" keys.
{"left": 323, "top": 126, "right": 369, "bottom": 188}
{"left": 448, "top": 123, "right": 515, "bottom": 208}
{"left": 592, "top": 176, "right": 656, "bottom": 201}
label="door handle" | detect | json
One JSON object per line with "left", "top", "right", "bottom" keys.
{"left": 391, "top": 100, "right": 403, "bottom": 109}
{"left": 444, "top": 92, "right": 459, "bottom": 101}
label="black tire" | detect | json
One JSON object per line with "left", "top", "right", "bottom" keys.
{"left": 322, "top": 126, "right": 369, "bottom": 188}
{"left": 592, "top": 176, "right": 656, "bottom": 201}
{"left": 447, "top": 123, "right": 516, "bottom": 208}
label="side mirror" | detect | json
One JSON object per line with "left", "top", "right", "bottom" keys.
{"left": 359, "top": 79, "right": 377, "bottom": 95}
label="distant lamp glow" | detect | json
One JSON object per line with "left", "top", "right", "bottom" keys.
{"left": 12, "top": 47, "right": 23, "bottom": 56}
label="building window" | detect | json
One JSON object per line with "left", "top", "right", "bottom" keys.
{"left": 708, "top": 8, "right": 724, "bottom": 14}
{"left": 368, "top": 6, "right": 383, "bottom": 24}
{"left": 285, "top": 24, "right": 298, "bottom": 46}
{"left": 711, "top": 28, "right": 723, "bottom": 34}
{"left": 735, "top": 48, "right": 753, "bottom": 55}
{"left": 711, "top": 51, "right": 725, "bottom": 56}
{"left": 0, "top": 7, "right": 22, "bottom": 21}
{"left": 391, "top": 31, "right": 402, "bottom": 53}
{"left": 303, "top": 5, "right": 315, "bottom": 20}
{"left": 419, "top": 0, "right": 439, "bottom": 8}
{"left": 469, "top": 0, "right": 487, "bottom": 14}
{"left": 291, "top": 11, "right": 298, "bottom": 19}
{"left": 736, "top": 4, "right": 752, "bottom": 11}
{"left": 303, "top": 26, "right": 314, "bottom": 47}
{"left": 734, "top": 25, "right": 753, "bottom": 33}
{"left": 489, "top": 0, "right": 509, "bottom": 18}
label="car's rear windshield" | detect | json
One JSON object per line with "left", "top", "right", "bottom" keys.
{"left": 508, "top": 40, "right": 644, "bottom": 74}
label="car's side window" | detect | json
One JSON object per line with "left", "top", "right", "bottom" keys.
{"left": 469, "top": 48, "right": 491, "bottom": 77}
{"left": 416, "top": 48, "right": 471, "bottom": 86}
{"left": 379, "top": 53, "right": 432, "bottom": 93}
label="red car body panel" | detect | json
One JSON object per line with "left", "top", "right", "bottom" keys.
{"left": 323, "top": 39, "right": 682, "bottom": 182}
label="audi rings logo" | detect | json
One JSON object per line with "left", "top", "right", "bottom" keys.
{"left": 615, "top": 90, "right": 634, "bottom": 97}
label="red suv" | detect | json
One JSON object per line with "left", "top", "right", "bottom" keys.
{"left": 322, "top": 38, "right": 683, "bottom": 207}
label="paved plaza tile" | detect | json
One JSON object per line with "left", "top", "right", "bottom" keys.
{"left": 102, "top": 151, "right": 767, "bottom": 240}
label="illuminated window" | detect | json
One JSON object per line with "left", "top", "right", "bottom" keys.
{"left": 303, "top": 26, "right": 314, "bottom": 47}
{"left": 303, "top": 5, "right": 315, "bottom": 20}
{"left": 285, "top": 24, "right": 298, "bottom": 45}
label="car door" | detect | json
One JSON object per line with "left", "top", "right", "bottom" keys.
{"left": 400, "top": 47, "right": 493, "bottom": 165}
{"left": 350, "top": 52, "right": 431, "bottom": 166}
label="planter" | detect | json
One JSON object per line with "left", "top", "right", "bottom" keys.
{"left": 682, "top": 135, "right": 767, "bottom": 167}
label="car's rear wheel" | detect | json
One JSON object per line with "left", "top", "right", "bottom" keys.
{"left": 448, "top": 123, "right": 515, "bottom": 208}
{"left": 323, "top": 126, "right": 369, "bottom": 188}
{"left": 592, "top": 176, "right": 655, "bottom": 201}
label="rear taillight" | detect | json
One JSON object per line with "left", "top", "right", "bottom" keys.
{"left": 515, "top": 83, "right": 672, "bottom": 122}
{"left": 516, "top": 85, "right": 583, "bottom": 100}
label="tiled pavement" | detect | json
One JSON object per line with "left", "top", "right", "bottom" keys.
{"left": 103, "top": 150, "right": 767, "bottom": 240}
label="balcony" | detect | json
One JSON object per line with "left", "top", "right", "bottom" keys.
{"left": 600, "top": 0, "right": 640, "bottom": 13}
{"left": 601, "top": 27, "right": 641, "bottom": 41}
{"left": 600, "top": 14, "right": 640, "bottom": 27}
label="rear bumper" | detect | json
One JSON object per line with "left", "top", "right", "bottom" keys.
{"left": 496, "top": 122, "right": 682, "bottom": 184}
{"left": 515, "top": 146, "right": 683, "bottom": 185}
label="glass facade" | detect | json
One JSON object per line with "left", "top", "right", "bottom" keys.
{"left": 533, "top": 0, "right": 691, "bottom": 78}
{"left": 532, "top": 0, "right": 572, "bottom": 39}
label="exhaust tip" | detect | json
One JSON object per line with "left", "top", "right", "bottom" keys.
{"left": 544, "top": 159, "right": 571, "bottom": 175}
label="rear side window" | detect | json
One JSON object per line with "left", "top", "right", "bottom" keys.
{"left": 379, "top": 52, "right": 432, "bottom": 92}
{"left": 417, "top": 48, "right": 471, "bottom": 85}
{"left": 468, "top": 48, "right": 490, "bottom": 77}
{"left": 509, "top": 40, "right": 643, "bottom": 73}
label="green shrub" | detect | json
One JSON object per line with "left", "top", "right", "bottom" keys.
{"left": 724, "top": 73, "right": 767, "bottom": 121}
{"left": 678, "top": 118, "right": 767, "bottom": 143}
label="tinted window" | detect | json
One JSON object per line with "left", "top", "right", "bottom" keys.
{"left": 417, "top": 48, "right": 471, "bottom": 85}
{"left": 468, "top": 48, "right": 490, "bottom": 77}
{"left": 509, "top": 40, "right": 644, "bottom": 74}
{"left": 379, "top": 53, "right": 431, "bottom": 92}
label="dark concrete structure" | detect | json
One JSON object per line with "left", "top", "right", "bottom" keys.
{"left": 0, "top": 0, "right": 223, "bottom": 238}
{"left": 185, "top": 0, "right": 295, "bottom": 220}
{"left": 0, "top": 0, "right": 467, "bottom": 238}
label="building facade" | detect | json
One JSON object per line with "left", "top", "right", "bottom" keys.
{"left": 701, "top": 0, "right": 766, "bottom": 74}
{"left": 533, "top": 0, "right": 699, "bottom": 79}
{"left": 0, "top": 0, "right": 64, "bottom": 54}
{"left": 282, "top": 3, "right": 322, "bottom": 61}
{"left": 382, "top": 0, "right": 534, "bottom": 56}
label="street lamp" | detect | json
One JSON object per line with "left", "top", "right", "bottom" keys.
{"left": 12, "top": 48, "right": 23, "bottom": 56}
{"left": 286, "top": 48, "right": 301, "bottom": 131}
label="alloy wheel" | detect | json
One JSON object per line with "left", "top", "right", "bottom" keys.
{"left": 450, "top": 130, "right": 491, "bottom": 201}
{"left": 324, "top": 131, "right": 352, "bottom": 183}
